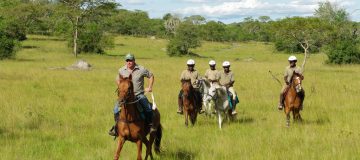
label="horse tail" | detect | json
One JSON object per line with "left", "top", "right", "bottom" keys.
{"left": 154, "top": 124, "right": 162, "bottom": 154}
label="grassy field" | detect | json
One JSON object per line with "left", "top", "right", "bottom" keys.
{"left": 1, "top": 35, "right": 360, "bottom": 160}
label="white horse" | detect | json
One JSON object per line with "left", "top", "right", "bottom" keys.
{"left": 208, "top": 84, "right": 234, "bottom": 129}
{"left": 198, "top": 79, "right": 215, "bottom": 116}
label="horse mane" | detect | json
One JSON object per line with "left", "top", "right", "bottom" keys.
{"left": 182, "top": 79, "right": 193, "bottom": 91}
{"left": 216, "top": 86, "right": 227, "bottom": 96}
{"left": 289, "top": 71, "right": 302, "bottom": 84}
{"left": 202, "top": 79, "right": 211, "bottom": 88}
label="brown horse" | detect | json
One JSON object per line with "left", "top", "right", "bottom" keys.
{"left": 284, "top": 71, "right": 305, "bottom": 127}
{"left": 114, "top": 74, "right": 162, "bottom": 160}
{"left": 181, "top": 80, "right": 199, "bottom": 126}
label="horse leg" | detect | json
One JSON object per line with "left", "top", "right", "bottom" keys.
{"left": 114, "top": 136, "right": 125, "bottom": 160}
{"left": 227, "top": 109, "right": 234, "bottom": 122}
{"left": 143, "top": 137, "right": 153, "bottom": 160}
{"left": 285, "top": 107, "right": 291, "bottom": 127}
{"left": 294, "top": 108, "right": 303, "bottom": 122}
{"left": 136, "top": 139, "right": 143, "bottom": 160}
{"left": 292, "top": 110, "right": 296, "bottom": 121}
{"left": 184, "top": 110, "right": 188, "bottom": 127}
{"left": 217, "top": 110, "right": 222, "bottom": 129}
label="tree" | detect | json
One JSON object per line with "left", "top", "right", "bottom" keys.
{"left": 200, "top": 21, "right": 226, "bottom": 42}
{"left": 273, "top": 17, "right": 329, "bottom": 69}
{"left": 164, "top": 14, "right": 181, "bottom": 36}
{"left": 0, "top": 18, "right": 18, "bottom": 59}
{"left": 258, "top": 16, "right": 271, "bottom": 23}
{"left": 167, "top": 22, "right": 201, "bottom": 56}
{"left": 314, "top": 1, "right": 349, "bottom": 25}
{"left": 57, "top": 0, "right": 118, "bottom": 57}
{"left": 315, "top": 1, "right": 360, "bottom": 64}
{"left": 184, "top": 15, "right": 206, "bottom": 25}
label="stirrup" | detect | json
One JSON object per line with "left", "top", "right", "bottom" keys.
{"left": 199, "top": 109, "right": 205, "bottom": 114}
{"left": 278, "top": 104, "right": 283, "bottom": 110}
{"left": 108, "top": 127, "right": 118, "bottom": 137}
{"left": 177, "top": 110, "right": 183, "bottom": 114}
{"left": 231, "top": 110, "right": 237, "bottom": 115}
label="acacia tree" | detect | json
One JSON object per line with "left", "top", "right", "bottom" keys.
{"left": 57, "top": 0, "right": 117, "bottom": 57}
{"left": 274, "top": 17, "right": 328, "bottom": 70}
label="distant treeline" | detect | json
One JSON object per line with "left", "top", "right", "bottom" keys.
{"left": 0, "top": 0, "right": 359, "bottom": 64}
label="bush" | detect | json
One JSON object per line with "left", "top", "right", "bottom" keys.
{"left": 0, "top": 21, "right": 18, "bottom": 59}
{"left": 325, "top": 39, "right": 360, "bottom": 64}
{"left": 166, "top": 22, "right": 201, "bottom": 56}
{"left": 69, "top": 23, "right": 114, "bottom": 54}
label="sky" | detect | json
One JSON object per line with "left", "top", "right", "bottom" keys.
{"left": 116, "top": 0, "right": 360, "bottom": 23}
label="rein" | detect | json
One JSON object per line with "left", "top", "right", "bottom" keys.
{"left": 117, "top": 89, "right": 146, "bottom": 124}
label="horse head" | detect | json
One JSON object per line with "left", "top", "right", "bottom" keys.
{"left": 208, "top": 84, "right": 219, "bottom": 100}
{"left": 118, "top": 74, "right": 135, "bottom": 104}
{"left": 291, "top": 71, "right": 304, "bottom": 93}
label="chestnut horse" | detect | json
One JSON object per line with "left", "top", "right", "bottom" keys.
{"left": 181, "top": 80, "right": 199, "bottom": 126}
{"left": 114, "top": 75, "right": 162, "bottom": 160}
{"left": 284, "top": 71, "right": 305, "bottom": 127}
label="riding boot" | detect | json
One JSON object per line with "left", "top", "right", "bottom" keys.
{"left": 177, "top": 97, "right": 183, "bottom": 114}
{"left": 231, "top": 100, "right": 237, "bottom": 115}
{"left": 278, "top": 94, "right": 284, "bottom": 110}
{"left": 108, "top": 113, "right": 119, "bottom": 137}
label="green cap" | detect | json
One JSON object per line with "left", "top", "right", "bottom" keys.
{"left": 125, "top": 53, "right": 135, "bottom": 61}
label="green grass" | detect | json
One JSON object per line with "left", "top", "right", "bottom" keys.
{"left": 1, "top": 35, "right": 359, "bottom": 159}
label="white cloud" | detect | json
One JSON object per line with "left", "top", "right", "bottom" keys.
{"left": 176, "top": 0, "right": 355, "bottom": 20}
{"left": 121, "top": 0, "right": 146, "bottom": 5}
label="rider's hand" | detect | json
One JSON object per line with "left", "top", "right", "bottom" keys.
{"left": 145, "top": 87, "right": 152, "bottom": 93}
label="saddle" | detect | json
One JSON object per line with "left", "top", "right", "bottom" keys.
{"left": 136, "top": 102, "right": 153, "bottom": 124}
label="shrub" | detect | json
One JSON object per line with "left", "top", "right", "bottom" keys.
{"left": 0, "top": 21, "right": 18, "bottom": 60}
{"left": 325, "top": 38, "right": 360, "bottom": 64}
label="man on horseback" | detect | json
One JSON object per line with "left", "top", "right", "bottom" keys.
{"left": 204, "top": 60, "right": 220, "bottom": 86}
{"left": 177, "top": 59, "right": 204, "bottom": 114}
{"left": 219, "top": 61, "right": 238, "bottom": 115}
{"left": 109, "top": 53, "right": 154, "bottom": 137}
{"left": 278, "top": 55, "right": 304, "bottom": 110}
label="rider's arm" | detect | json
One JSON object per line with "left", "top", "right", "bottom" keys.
{"left": 116, "top": 74, "right": 121, "bottom": 86}
{"left": 284, "top": 76, "right": 289, "bottom": 85}
{"left": 146, "top": 75, "right": 154, "bottom": 92}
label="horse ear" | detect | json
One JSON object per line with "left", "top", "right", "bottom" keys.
{"left": 128, "top": 74, "right": 132, "bottom": 80}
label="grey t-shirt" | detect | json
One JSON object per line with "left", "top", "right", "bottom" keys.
{"left": 117, "top": 64, "right": 153, "bottom": 96}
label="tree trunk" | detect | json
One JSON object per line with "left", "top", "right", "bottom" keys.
{"left": 300, "top": 41, "right": 309, "bottom": 73}
{"left": 73, "top": 16, "right": 79, "bottom": 57}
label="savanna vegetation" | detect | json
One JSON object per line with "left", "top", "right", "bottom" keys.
{"left": 0, "top": 0, "right": 359, "bottom": 63}
{"left": 1, "top": 34, "right": 360, "bottom": 159}
{"left": 1, "top": 0, "right": 360, "bottom": 159}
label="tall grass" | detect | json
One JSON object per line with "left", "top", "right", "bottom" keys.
{"left": 0, "top": 35, "right": 359, "bottom": 159}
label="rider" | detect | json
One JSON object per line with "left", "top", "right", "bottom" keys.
{"left": 278, "top": 55, "right": 304, "bottom": 110}
{"left": 204, "top": 60, "right": 220, "bottom": 86}
{"left": 219, "top": 61, "right": 238, "bottom": 115}
{"left": 109, "top": 53, "right": 154, "bottom": 137}
{"left": 177, "top": 59, "right": 204, "bottom": 114}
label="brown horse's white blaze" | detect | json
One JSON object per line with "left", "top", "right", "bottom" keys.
{"left": 113, "top": 75, "right": 162, "bottom": 160}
